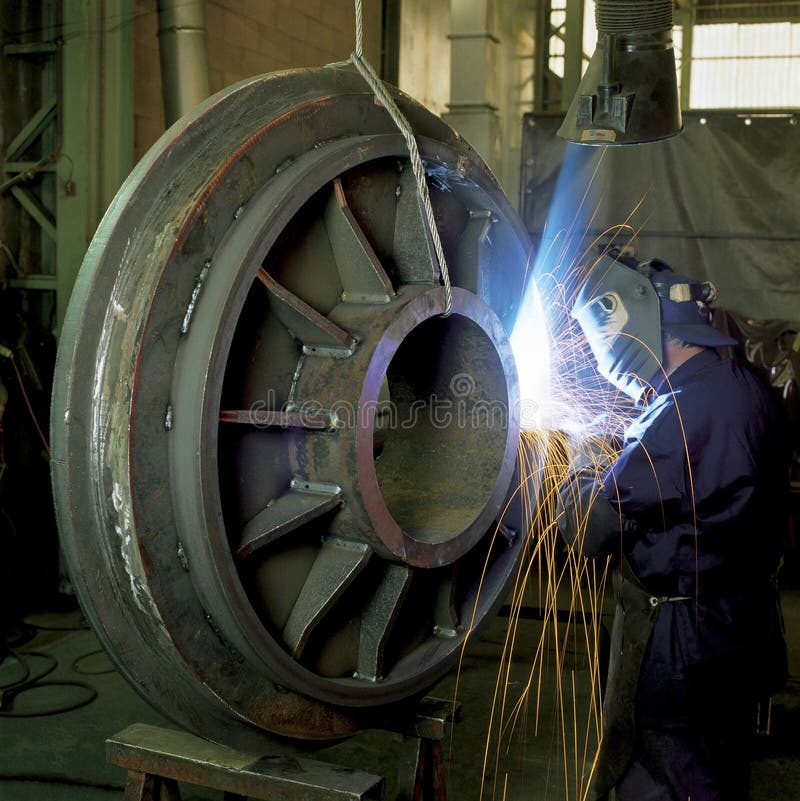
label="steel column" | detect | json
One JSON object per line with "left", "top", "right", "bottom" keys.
{"left": 444, "top": 0, "right": 502, "bottom": 176}
{"left": 57, "top": 0, "right": 134, "bottom": 331}
{"left": 676, "top": 5, "right": 695, "bottom": 111}
{"left": 561, "top": 0, "right": 586, "bottom": 112}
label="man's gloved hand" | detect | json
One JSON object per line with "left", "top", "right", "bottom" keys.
{"left": 565, "top": 432, "right": 617, "bottom": 473}
{"left": 556, "top": 460, "right": 631, "bottom": 559}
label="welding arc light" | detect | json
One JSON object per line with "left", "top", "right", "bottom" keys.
{"left": 558, "top": 0, "right": 682, "bottom": 146}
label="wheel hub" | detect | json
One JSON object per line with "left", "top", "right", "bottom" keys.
{"left": 286, "top": 283, "right": 519, "bottom": 567}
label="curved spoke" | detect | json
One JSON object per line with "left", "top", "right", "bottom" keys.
{"left": 219, "top": 409, "right": 335, "bottom": 430}
{"left": 324, "top": 178, "right": 395, "bottom": 303}
{"left": 235, "top": 485, "right": 343, "bottom": 561}
{"left": 282, "top": 538, "right": 371, "bottom": 658}
{"left": 456, "top": 209, "right": 494, "bottom": 294}
{"left": 356, "top": 563, "right": 413, "bottom": 681}
{"left": 433, "top": 565, "right": 461, "bottom": 638}
{"left": 392, "top": 165, "right": 440, "bottom": 285}
{"left": 257, "top": 268, "right": 355, "bottom": 353}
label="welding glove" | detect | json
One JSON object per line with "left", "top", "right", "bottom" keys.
{"left": 565, "top": 432, "right": 617, "bottom": 472}
{"left": 555, "top": 465, "right": 629, "bottom": 559}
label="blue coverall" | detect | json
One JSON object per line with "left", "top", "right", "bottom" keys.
{"left": 586, "top": 349, "right": 789, "bottom": 800}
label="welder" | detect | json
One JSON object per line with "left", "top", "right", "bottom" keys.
{"left": 557, "top": 253, "right": 790, "bottom": 800}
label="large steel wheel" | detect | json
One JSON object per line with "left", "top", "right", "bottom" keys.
{"left": 51, "top": 68, "right": 531, "bottom": 751}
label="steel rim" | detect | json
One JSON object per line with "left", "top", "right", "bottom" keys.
{"left": 52, "top": 68, "right": 534, "bottom": 746}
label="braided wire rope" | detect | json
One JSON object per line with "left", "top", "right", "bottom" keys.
{"left": 346, "top": 0, "right": 454, "bottom": 316}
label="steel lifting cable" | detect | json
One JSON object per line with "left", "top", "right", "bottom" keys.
{"left": 347, "top": 0, "right": 453, "bottom": 317}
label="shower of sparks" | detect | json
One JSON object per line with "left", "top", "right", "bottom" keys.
{"left": 456, "top": 143, "right": 659, "bottom": 800}
{"left": 510, "top": 278, "right": 551, "bottom": 430}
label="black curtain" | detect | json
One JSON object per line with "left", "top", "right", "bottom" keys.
{"left": 520, "top": 110, "right": 800, "bottom": 322}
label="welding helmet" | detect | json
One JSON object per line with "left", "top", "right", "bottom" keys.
{"left": 572, "top": 256, "right": 662, "bottom": 401}
{"left": 571, "top": 256, "right": 735, "bottom": 401}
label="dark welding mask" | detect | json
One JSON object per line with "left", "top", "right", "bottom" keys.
{"left": 572, "top": 256, "right": 662, "bottom": 401}
{"left": 572, "top": 256, "right": 736, "bottom": 401}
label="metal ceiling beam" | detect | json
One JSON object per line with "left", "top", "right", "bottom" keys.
{"left": 694, "top": 1, "right": 800, "bottom": 23}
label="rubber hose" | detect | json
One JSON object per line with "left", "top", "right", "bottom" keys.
{"left": 595, "top": 0, "right": 673, "bottom": 34}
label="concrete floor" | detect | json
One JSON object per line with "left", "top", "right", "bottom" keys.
{"left": 1, "top": 579, "right": 799, "bottom": 801}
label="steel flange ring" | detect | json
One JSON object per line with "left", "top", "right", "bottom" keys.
{"left": 51, "top": 68, "right": 533, "bottom": 750}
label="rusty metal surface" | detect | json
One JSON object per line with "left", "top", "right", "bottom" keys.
{"left": 236, "top": 488, "right": 344, "bottom": 561}
{"left": 257, "top": 268, "right": 356, "bottom": 352}
{"left": 107, "top": 723, "right": 384, "bottom": 800}
{"left": 51, "top": 68, "right": 535, "bottom": 750}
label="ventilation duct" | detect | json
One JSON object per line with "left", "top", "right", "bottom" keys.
{"left": 157, "top": 0, "right": 211, "bottom": 126}
{"left": 558, "top": 0, "right": 682, "bottom": 145}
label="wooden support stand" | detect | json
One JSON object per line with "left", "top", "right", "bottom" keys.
{"left": 393, "top": 696, "right": 461, "bottom": 801}
{"left": 106, "top": 697, "right": 461, "bottom": 801}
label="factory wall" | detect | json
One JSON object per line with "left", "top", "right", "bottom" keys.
{"left": 398, "top": 0, "right": 451, "bottom": 117}
{"left": 133, "top": 0, "right": 383, "bottom": 164}
{"left": 497, "top": 0, "right": 536, "bottom": 209}
{"left": 397, "top": 0, "right": 538, "bottom": 206}
{"left": 132, "top": 0, "right": 534, "bottom": 205}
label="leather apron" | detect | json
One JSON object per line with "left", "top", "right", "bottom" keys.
{"left": 588, "top": 566, "right": 689, "bottom": 800}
